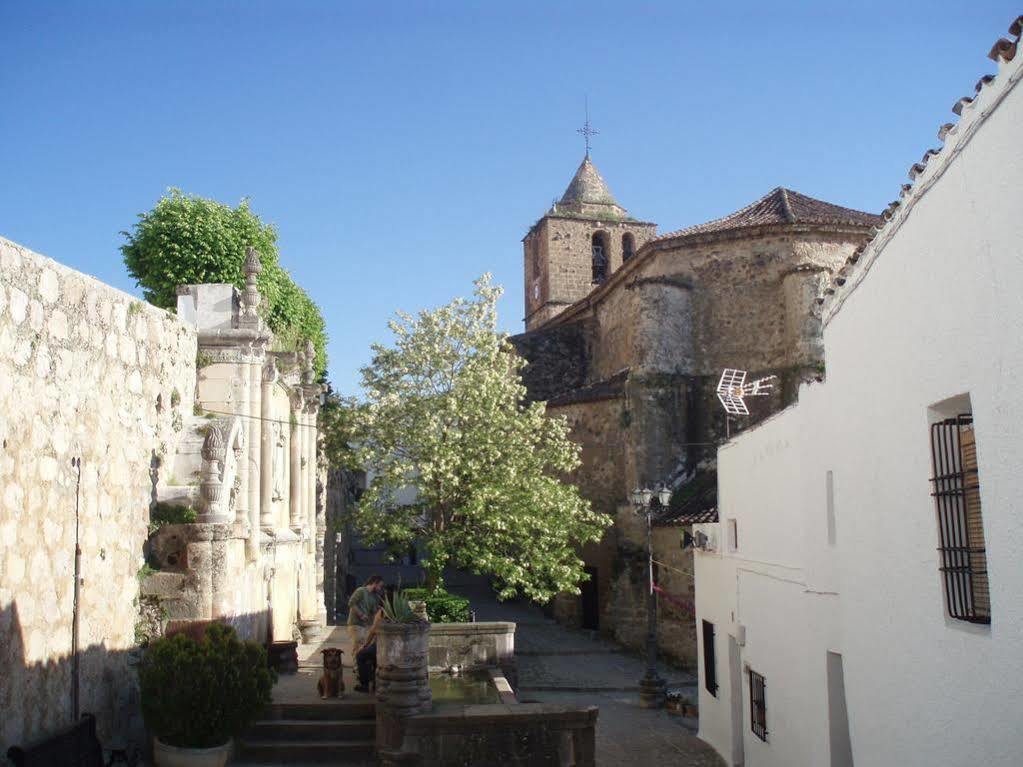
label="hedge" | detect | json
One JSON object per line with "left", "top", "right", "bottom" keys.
{"left": 403, "top": 587, "right": 471, "bottom": 623}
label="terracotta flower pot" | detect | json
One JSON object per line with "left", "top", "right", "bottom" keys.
{"left": 153, "top": 737, "right": 232, "bottom": 767}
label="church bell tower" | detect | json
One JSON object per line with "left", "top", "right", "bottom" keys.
{"left": 523, "top": 144, "right": 656, "bottom": 331}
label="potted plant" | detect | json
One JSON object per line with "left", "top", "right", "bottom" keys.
{"left": 138, "top": 623, "right": 276, "bottom": 767}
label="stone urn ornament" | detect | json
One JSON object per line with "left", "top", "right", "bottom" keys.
{"left": 375, "top": 590, "right": 432, "bottom": 754}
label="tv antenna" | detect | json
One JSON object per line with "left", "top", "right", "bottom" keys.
{"left": 716, "top": 368, "right": 777, "bottom": 437}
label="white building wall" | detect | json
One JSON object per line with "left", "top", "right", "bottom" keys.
{"left": 695, "top": 38, "right": 1023, "bottom": 767}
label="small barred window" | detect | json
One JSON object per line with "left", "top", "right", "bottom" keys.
{"left": 930, "top": 413, "right": 990, "bottom": 623}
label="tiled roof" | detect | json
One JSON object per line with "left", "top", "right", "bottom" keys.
{"left": 657, "top": 187, "right": 880, "bottom": 242}
{"left": 656, "top": 471, "right": 719, "bottom": 526}
{"left": 559, "top": 155, "right": 620, "bottom": 207}
{"left": 819, "top": 13, "right": 1023, "bottom": 315}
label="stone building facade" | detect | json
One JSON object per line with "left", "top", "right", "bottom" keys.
{"left": 0, "top": 237, "right": 325, "bottom": 754}
{"left": 513, "top": 162, "right": 880, "bottom": 665}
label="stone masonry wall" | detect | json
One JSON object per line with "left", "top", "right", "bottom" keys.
{"left": 0, "top": 236, "right": 197, "bottom": 752}
{"left": 524, "top": 216, "right": 656, "bottom": 330}
{"left": 516, "top": 226, "right": 870, "bottom": 665}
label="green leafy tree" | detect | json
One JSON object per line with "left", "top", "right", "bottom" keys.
{"left": 354, "top": 275, "right": 610, "bottom": 601}
{"left": 319, "top": 387, "right": 366, "bottom": 471}
{"left": 121, "top": 188, "right": 327, "bottom": 375}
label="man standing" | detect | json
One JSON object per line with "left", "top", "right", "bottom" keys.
{"left": 347, "top": 574, "right": 384, "bottom": 657}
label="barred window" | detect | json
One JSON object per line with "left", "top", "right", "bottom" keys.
{"left": 930, "top": 413, "right": 990, "bottom": 623}
{"left": 702, "top": 620, "right": 717, "bottom": 696}
{"left": 591, "top": 232, "right": 608, "bottom": 283}
{"left": 749, "top": 669, "right": 767, "bottom": 741}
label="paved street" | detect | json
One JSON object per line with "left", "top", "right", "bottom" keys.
{"left": 460, "top": 582, "right": 726, "bottom": 767}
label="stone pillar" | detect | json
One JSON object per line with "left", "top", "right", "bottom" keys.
{"left": 246, "top": 352, "right": 262, "bottom": 562}
{"left": 305, "top": 406, "right": 317, "bottom": 555}
{"left": 315, "top": 468, "right": 328, "bottom": 626}
{"left": 301, "top": 344, "right": 319, "bottom": 557}
{"left": 260, "top": 360, "right": 277, "bottom": 528}
{"left": 298, "top": 413, "right": 307, "bottom": 545}
{"left": 289, "top": 391, "right": 303, "bottom": 531}
{"left": 234, "top": 359, "right": 251, "bottom": 529}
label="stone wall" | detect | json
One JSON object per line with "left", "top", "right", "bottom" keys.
{"left": 0, "top": 236, "right": 197, "bottom": 752}
{"left": 426, "top": 622, "right": 516, "bottom": 685}
{"left": 397, "top": 704, "right": 598, "bottom": 767}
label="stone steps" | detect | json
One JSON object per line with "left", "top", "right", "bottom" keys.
{"left": 236, "top": 738, "right": 375, "bottom": 764}
{"left": 236, "top": 701, "right": 376, "bottom": 765}
{"left": 264, "top": 701, "right": 376, "bottom": 720}
{"left": 246, "top": 718, "right": 375, "bottom": 741}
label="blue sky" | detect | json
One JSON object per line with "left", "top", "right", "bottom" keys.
{"left": 1, "top": 1, "right": 1017, "bottom": 393}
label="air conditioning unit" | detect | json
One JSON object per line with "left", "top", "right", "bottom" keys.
{"left": 690, "top": 530, "right": 718, "bottom": 553}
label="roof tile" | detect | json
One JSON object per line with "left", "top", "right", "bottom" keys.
{"left": 656, "top": 187, "right": 880, "bottom": 242}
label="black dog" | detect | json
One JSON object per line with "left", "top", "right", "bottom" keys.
{"left": 355, "top": 641, "right": 377, "bottom": 693}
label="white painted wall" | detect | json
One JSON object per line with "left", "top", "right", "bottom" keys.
{"left": 695, "top": 44, "right": 1023, "bottom": 767}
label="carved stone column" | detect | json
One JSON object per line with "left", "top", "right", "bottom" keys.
{"left": 289, "top": 390, "right": 303, "bottom": 531}
{"left": 237, "top": 247, "right": 266, "bottom": 548}
{"left": 301, "top": 343, "right": 319, "bottom": 556}
{"left": 304, "top": 405, "right": 317, "bottom": 555}
{"left": 234, "top": 359, "right": 251, "bottom": 529}
{"left": 260, "top": 359, "right": 277, "bottom": 529}
{"left": 246, "top": 351, "right": 262, "bottom": 562}
{"left": 315, "top": 468, "right": 328, "bottom": 626}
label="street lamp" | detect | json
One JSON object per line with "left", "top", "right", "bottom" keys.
{"left": 631, "top": 483, "right": 672, "bottom": 708}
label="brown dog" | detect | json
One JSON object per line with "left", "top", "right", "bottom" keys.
{"left": 316, "top": 648, "right": 345, "bottom": 699}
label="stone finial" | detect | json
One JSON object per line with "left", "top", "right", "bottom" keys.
{"left": 239, "top": 246, "right": 263, "bottom": 329}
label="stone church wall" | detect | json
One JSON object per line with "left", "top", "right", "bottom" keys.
{"left": 516, "top": 226, "right": 868, "bottom": 665}
{"left": 0, "top": 236, "right": 198, "bottom": 752}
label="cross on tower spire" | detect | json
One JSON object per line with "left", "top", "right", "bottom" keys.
{"left": 577, "top": 97, "right": 599, "bottom": 157}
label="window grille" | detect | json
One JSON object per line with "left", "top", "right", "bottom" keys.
{"left": 930, "top": 414, "right": 990, "bottom": 623}
{"left": 702, "top": 620, "right": 717, "bottom": 696}
{"left": 591, "top": 245, "right": 607, "bottom": 283}
{"left": 749, "top": 669, "right": 767, "bottom": 741}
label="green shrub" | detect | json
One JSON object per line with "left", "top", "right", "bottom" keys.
{"left": 149, "top": 502, "right": 197, "bottom": 535}
{"left": 121, "top": 189, "right": 327, "bottom": 376}
{"left": 138, "top": 623, "right": 275, "bottom": 748}
{"left": 404, "top": 587, "right": 471, "bottom": 623}
{"left": 150, "top": 502, "right": 197, "bottom": 525}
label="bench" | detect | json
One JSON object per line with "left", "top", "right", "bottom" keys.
{"left": 6, "top": 713, "right": 104, "bottom": 767}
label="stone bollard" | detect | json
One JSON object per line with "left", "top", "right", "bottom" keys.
{"left": 375, "top": 620, "right": 432, "bottom": 757}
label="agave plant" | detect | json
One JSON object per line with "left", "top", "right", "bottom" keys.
{"left": 381, "top": 589, "right": 423, "bottom": 623}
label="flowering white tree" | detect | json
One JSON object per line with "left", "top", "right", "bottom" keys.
{"left": 354, "top": 275, "right": 610, "bottom": 601}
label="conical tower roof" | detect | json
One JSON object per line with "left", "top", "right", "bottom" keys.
{"left": 553, "top": 155, "right": 629, "bottom": 219}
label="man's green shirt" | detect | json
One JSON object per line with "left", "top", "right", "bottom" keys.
{"left": 347, "top": 586, "right": 380, "bottom": 626}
